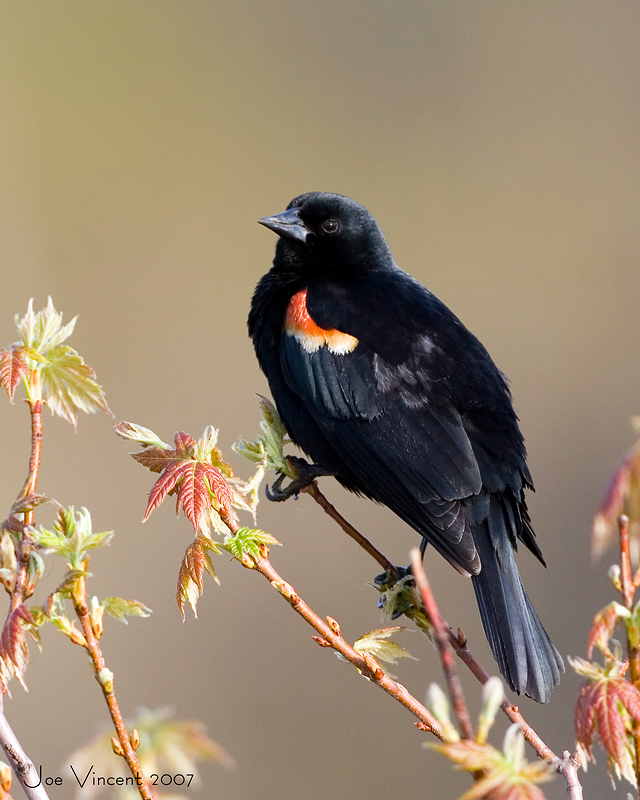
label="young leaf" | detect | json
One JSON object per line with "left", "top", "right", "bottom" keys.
{"left": 12, "top": 298, "right": 111, "bottom": 428}
{"left": 32, "top": 507, "right": 113, "bottom": 569}
{"left": 113, "top": 421, "right": 170, "bottom": 449}
{"left": 100, "top": 596, "right": 152, "bottom": 624}
{"left": 587, "top": 602, "right": 629, "bottom": 658}
{"left": 571, "top": 656, "right": 640, "bottom": 787}
{"left": 177, "top": 536, "right": 222, "bottom": 619}
{"left": 137, "top": 430, "right": 236, "bottom": 533}
{"left": 223, "top": 527, "right": 280, "bottom": 562}
{"left": 233, "top": 394, "right": 296, "bottom": 478}
{"left": 593, "top": 429, "right": 640, "bottom": 560}
{"left": 0, "top": 348, "right": 29, "bottom": 402}
{"left": 0, "top": 604, "right": 34, "bottom": 691}
{"left": 429, "top": 724, "right": 553, "bottom": 800}
{"left": 353, "top": 627, "right": 417, "bottom": 677}
{"left": 67, "top": 706, "right": 234, "bottom": 794}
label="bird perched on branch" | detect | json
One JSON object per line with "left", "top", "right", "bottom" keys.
{"left": 249, "top": 191, "right": 563, "bottom": 702}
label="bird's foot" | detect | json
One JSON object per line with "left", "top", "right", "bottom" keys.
{"left": 265, "top": 457, "right": 334, "bottom": 502}
{"left": 374, "top": 566, "right": 416, "bottom": 620}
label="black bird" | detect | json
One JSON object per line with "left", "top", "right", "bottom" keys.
{"left": 249, "top": 192, "right": 563, "bottom": 702}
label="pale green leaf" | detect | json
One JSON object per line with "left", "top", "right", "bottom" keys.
{"left": 101, "top": 597, "right": 152, "bottom": 624}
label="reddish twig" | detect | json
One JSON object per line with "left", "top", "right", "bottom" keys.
{"left": 302, "top": 482, "right": 399, "bottom": 579}
{"left": 300, "top": 484, "right": 574, "bottom": 763}
{"left": 71, "top": 573, "right": 152, "bottom": 800}
{"left": 219, "top": 510, "right": 444, "bottom": 739}
{"left": 410, "top": 548, "right": 474, "bottom": 740}
{"left": 9, "top": 400, "right": 42, "bottom": 614}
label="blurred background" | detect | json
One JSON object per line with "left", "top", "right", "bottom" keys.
{"left": 0, "top": 2, "right": 639, "bottom": 798}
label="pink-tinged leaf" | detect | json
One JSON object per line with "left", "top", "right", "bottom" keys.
{"left": 0, "top": 604, "right": 34, "bottom": 690}
{"left": 143, "top": 461, "right": 190, "bottom": 522}
{"left": 587, "top": 603, "right": 627, "bottom": 658}
{"left": 593, "top": 436, "right": 640, "bottom": 560}
{"left": 176, "top": 537, "right": 219, "bottom": 618}
{"left": 575, "top": 674, "right": 640, "bottom": 786}
{"left": 174, "top": 431, "right": 196, "bottom": 458}
{"left": 0, "top": 348, "right": 29, "bottom": 402}
{"left": 132, "top": 446, "right": 178, "bottom": 473}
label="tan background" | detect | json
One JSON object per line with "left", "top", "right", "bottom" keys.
{"left": 1, "top": 2, "right": 639, "bottom": 798}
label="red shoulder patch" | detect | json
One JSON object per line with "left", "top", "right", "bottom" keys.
{"left": 285, "top": 290, "right": 358, "bottom": 354}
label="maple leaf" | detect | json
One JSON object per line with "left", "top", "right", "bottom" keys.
{"left": 0, "top": 348, "right": 29, "bottom": 401}
{"left": 0, "top": 604, "right": 34, "bottom": 691}
{"left": 32, "top": 506, "right": 113, "bottom": 570}
{"left": 593, "top": 424, "right": 640, "bottom": 560}
{"left": 223, "top": 527, "right": 280, "bottom": 563}
{"left": 571, "top": 655, "right": 640, "bottom": 787}
{"left": 353, "top": 627, "right": 417, "bottom": 677}
{"left": 6, "top": 298, "right": 111, "bottom": 427}
{"left": 176, "top": 536, "right": 222, "bottom": 619}
{"left": 587, "top": 602, "right": 630, "bottom": 658}
{"left": 139, "top": 430, "right": 236, "bottom": 533}
{"left": 67, "top": 707, "right": 234, "bottom": 799}
{"left": 233, "top": 394, "right": 296, "bottom": 478}
{"left": 429, "top": 724, "right": 553, "bottom": 800}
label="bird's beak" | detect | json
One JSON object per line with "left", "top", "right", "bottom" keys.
{"left": 258, "top": 207, "right": 310, "bottom": 243}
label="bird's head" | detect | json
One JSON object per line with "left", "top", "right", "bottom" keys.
{"left": 259, "top": 192, "right": 392, "bottom": 275}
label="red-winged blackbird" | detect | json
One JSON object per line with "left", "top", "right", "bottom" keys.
{"left": 249, "top": 192, "right": 563, "bottom": 702}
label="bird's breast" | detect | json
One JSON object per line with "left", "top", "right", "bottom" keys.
{"left": 284, "top": 289, "right": 358, "bottom": 355}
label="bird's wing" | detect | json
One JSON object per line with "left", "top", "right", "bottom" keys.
{"left": 279, "top": 324, "right": 483, "bottom": 575}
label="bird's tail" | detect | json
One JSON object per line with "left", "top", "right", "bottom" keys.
{"left": 471, "top": 501, "right": 564, "bottom": 703}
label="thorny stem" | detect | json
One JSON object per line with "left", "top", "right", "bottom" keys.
{"left": 410, "top": 548, "right": 474, "bottom": 740}
{"left": 9, "top": 400, "right": 43, "bottom": 614}
{"left": 0, "top": 695, "right": 50, "bottom": 800}
{"left": 72, "top": 573, "right": 153, "bottom": 800}
{"left": 618, "top": 513, "right": 640, "bottom": 786}
{"left": 301, "top": 481, "right": 585, "bottom": 796}
{"left": 218, "top": 510, "right": 445, "bottom": 739}
{"left": 302, "top": 482, "right": 399, "bottom": 579}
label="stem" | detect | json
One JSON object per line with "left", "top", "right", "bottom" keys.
{"left": 302, "top": 482, "right": 399, "bottom": 579}
{"left": 410, "top": 549, "right": 474, "bottom": 740}
{"left": 219, "top": 511, "right": 444, "bottom": 738}
{"left": 10, "top": 400, "right": 42, "bottom": 613}
{"left": 302, "top": 485, "right": 564, "bottom": 761}
{"left": 446, "top": 626, "right": 558, "bottom": 762}
{"left": 557, "top": 751, "right": 584, "bottom": 800}
{"left": 0, "top": 696, "right": 50, "bottom": 800}
{"left": 71, "top": 575, "right": 153, "bottom": 800}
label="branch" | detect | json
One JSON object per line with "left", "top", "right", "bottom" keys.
{"left": 9, "top": 400, "right": 42, "bottom": 614}
{"left": 71, "top": 573, "right": 153, "bottom": 800}
{"left": 0, "top": 695, "right": 49, "bottom": 799}
{"left": 219, "top": 510, "right": 445, "bottom": 739}
{"left": 302, "top": 482, "right": 399, "bottom": 579}
{"left": 302, "top": 484, "right": 582, "bottom": 760}
{"left": 410, "top": 548, "right": 474, "bottom": 740}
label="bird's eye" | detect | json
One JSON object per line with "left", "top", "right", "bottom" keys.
{"left": 321, "top": 218, "right": 340, "bottom": 234}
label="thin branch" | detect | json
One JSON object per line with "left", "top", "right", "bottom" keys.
{"left": 302, "top": 482, "right": 399, "bottom": 579}
{"left": 557, "top": 751, "right": 584, "bottom": 800}
{"left": 219, "top": 510, "right": 445, "bottom": 739}
{"left": 0, "top": 696, "right": 49, "bottom": 799}
{"left": 410, "top": 548, "right": 474, "bottom": 740}
{"left": 9, "top": 400, "right": 42, "bottom": 614}
{"left": 445, "top": 626, "right": 558, "bottom": 762}
{"left": 71, "top": 573, "right": 153, "bottom": 800}
{"left": 302, "top": 482, "right": 566, "bottom": 760}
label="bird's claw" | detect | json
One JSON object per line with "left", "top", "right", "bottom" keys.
{"left": 265, "top": 457, "right": 335, "bottom": 502}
